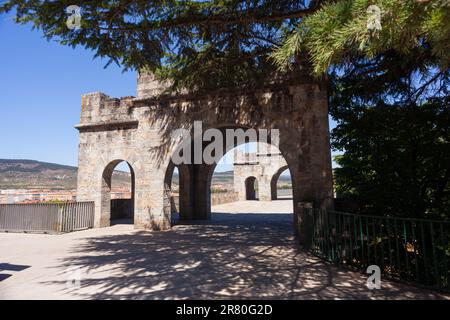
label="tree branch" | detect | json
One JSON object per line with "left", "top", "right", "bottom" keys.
{"left": 94, "top": 7, "right": 317, "bottom": 32}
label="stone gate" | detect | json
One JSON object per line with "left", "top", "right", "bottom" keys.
{"left": 75, "top": 71, "right": 334, "bottom": 246}
{"left": 233, "top": 143, "right": 288, "bottom": 201}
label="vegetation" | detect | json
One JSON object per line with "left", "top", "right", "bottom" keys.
{"left": 272, "top": 0, "right": 450, "bottom": 75}
{"left": 271, "top": 0, "right": 450, "bottom": 219}
{"left": 333, "top": 97, "right": 450, "bottom": 220}
{"left": 211, "top": 188, "right": 229, "bottom": 194}
{"left": 277, "top": 183, "right": 293, "bottom": 190}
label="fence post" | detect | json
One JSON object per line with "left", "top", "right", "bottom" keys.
{"left": 56, "top": 205, "right": 63, "bottom": 233}
{"left": 297, "top": 202, "right": 314, "bottom": 250}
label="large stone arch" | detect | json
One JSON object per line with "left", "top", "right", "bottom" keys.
{"left": 186, "top": 131, "right": 296, "bottom": 219}
{"left": 164, "top": 124, "right": 283, "bottom": 220}
{"left": 76, "top": 71, "right": 334, "bottom": 247}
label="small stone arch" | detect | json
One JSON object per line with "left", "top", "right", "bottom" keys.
{"left": 270, "top": 165, "right": 290, "bottom": 200}
{"left": 100, "top": 159, "right": 135, "bottom": 227}
{"left": 245, "top": 176, "right": 258, "bottom": 200}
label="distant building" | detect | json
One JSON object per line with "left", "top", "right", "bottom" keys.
{"left": 233, "top": 143, "right": 289, "bottom": 201}
{"left": 0, "top": 189, "right": 76, "bottom": 204}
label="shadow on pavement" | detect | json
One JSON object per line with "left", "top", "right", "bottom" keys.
{"left": 44, "top": 212, "right": 448, "bottom": 300}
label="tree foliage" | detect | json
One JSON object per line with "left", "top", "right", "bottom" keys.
{"left": 321, "top": 1, "right": 450, "bottom": 219}
{"left": 332, "top": 97, "right": 450, "bottom": 219}
{"left": 272, "top": 0, "right": 450, "bottom": 75}
{"left": 0, "top": 0, "right": 318, "bottom": 90}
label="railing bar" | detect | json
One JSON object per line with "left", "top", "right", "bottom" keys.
{"left": 429, "top": 222, "right": 440, "bottom": 286}
{"left": 326, "top": 209, "right": 333, "bottom": 261}
{"left": 439, "top": 222, "right": 447, "bottom": 289}
{"left": 403, "top": 220, "right": 410, "bottom": 282}
{"left": 311, "top": 208, "right": 316, "bottom": 253}
{"left": 337, "top": 213, "right": 341, "bottom": 262}
{"left": 372, "top": 217, "right": 378, "bottom": 267}
{"left": 353, "top": 215, "right": 358, "bottom": 265}
{"left": 365, "top": 216, "right": 371, "bottom": 266}
{"left": 379, "top": 217, "right": 384, "bottom": 272}
{"left": 348, "top": 215, "right": 353, "bottom": 263}
{"left": 317, "top": 209, "right": 321, "bottom": 256}
{"left": 394, "top": 219, "right": 401, "bottom": 277}
{"left": 329, "top": 210, "right": 450, "bottom": 224}
{"left": 420, "top": 221, "right": 429, "bottom": 285}
{"left": 386, "top": 218, "right": 393, "bottom": 274}
{"left": 411, "top": 221, "right": 420, "bottom": 282}
{"left": 323, "top": 210, "right": 329, "bottom": 260}
{"left": 359, "top": 216, "right": 364, "bottom": 266}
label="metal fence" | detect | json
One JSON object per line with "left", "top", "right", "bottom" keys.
{"left": 306, "top": 208, "right": 450, "bottom": 290}
{"left": 0, "top": 202, "right": 95, "bottom": 234}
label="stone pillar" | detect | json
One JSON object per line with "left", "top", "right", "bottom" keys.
{"left": 178, "top": 164, "right": 194, "bottom": 220}
{"left": 234, "top": 171, "right": 248, "bottom": 201}
{"left": 134, "top": 162, "right": 171, "bottom": 231}
{"left": 296, "top": 202, "right": 314, "bottom": 249}
{"left": 282, "top": 81, "right": 334, "bottom": 247}
{"left": 190, "top": 164, "right": 212, "bottom": 219}
{"left": 98, "top": 165, "right": 113, "bottom": 228}
{"left": 257, "top": 175, "right": 272, "bottom": 201}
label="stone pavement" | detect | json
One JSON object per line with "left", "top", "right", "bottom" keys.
{"left": 0, "top": 201, "right": 448, "bottom": 300}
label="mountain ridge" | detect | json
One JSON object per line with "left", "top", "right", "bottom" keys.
{"left": 0, "top": 159, "right": 289, "bottom": 190}
{"left": 0, "top": 159, "right": 130, "bottom": 190}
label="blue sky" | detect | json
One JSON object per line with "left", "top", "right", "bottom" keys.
{"left": 0, "top": 16, "right": 336, "bottom": 173}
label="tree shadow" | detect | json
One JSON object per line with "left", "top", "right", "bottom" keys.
{"left": 42, "top": 212, "right": 448, "bottom": 300}
{"left": 0, "top": 263, "right": 30, "bottom": 283}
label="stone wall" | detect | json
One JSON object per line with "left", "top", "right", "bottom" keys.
{"left": 170, "top": 192, "right": 239, "bottom": 212}
{"left": 75, "top": 70, "right": 334, "bottom": 247}
{"left": 233, "top": 143, "right": 288, "bottom": 201}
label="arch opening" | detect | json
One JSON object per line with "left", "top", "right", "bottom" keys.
{"left": 164, "top": 161, "right": 193, "bottom": 225}
{"left": 101, "top": 160, "right": 135, "bottom": 226}
{"left": 270, "top": 166, "right": 292, "bottom": 200}
{"left": 165, "top": 125, "right": 296, "bottom": 224}
{"left": 208, "top": 140, "right": 294, "bottom": 223}
{"left": 245, "top": 176, "right": 258, "bottom": 200}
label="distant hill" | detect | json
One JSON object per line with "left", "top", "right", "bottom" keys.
{"left": 0, "top": 159, "right": 130, "bottom": 190}
{"left": 0, "top": 159, "right": 290, "bottom": 190}
{"left": 211, "top": 170, "right": 233, "bottom": 183}
{"left": 210, "top": 170, "right": 291, "bottom": 184}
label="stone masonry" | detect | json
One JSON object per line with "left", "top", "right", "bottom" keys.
{"left": 233, "top": 143, "right": 288, "bottom": 201}
{"left": 75, "top": 70, "right": 334, "bottom": 246}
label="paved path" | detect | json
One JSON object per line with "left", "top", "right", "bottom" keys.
{"left": 0, "top": 200, "right": 448, "bottom": 299}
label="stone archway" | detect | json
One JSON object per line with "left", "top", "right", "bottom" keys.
{"left": 163, "top": 161, "right": 193, "bottom": 222}
{"left": 100, "top": 160, "right": 135, "bottom": 227}
{"left": 169, "top": 126, "right": 290, "bottom": 221}
{"left": 271, "top": 165, "right": 290, "bottom": 200}
{"left": 233, "top": 142, "right": 288, "bottom": 201}
{"left": 76, "top": 70, "right": 334, "bottom": 246}
{"left": 245, "top": 176, "right": 258, "bottom": 200}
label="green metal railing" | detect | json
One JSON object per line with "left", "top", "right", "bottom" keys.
{"left": 307, "top": 208, "right": 450, "bottom": 290}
